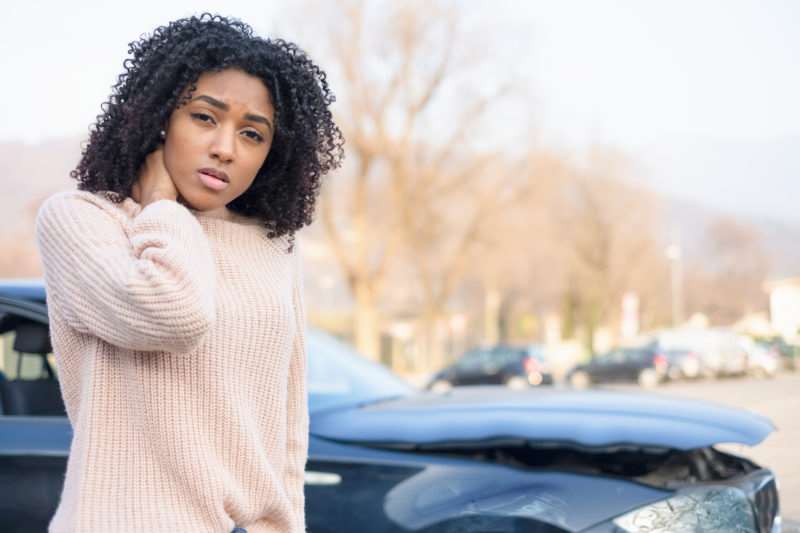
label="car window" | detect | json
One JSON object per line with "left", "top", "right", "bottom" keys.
{"left": 592, "top": 352, "right": 609, "bottom": 364}
{"left": 0, "top": 312, "right": 55, "bottom": 380}
{"left": 461, "top": 349, "right": 489, "bottom": 363}
{"left": 595, "top": 350, "right": 623, "bottom": 364}
{"left": 491, "top": 347, "right": 523, "bottom": 366}
{"left": 455, "top": 349, "right": 491, "bottom": 370}
{"left": 665, "top": 349, "right": 689, "bottom": 360}
{"left": 526, "top": 344, "right": 546, "bottom": 360}
{"left": 2, "top": 305, "right": 407, "bottom": 415}
{"left": 307, "top": 329, "right": 413, "bottom": 412}
{"left": 622, "top": 349, "right": 649, "bottom": 362}
{"left": 525, "top": 349, "right": 546, "bottom": 363}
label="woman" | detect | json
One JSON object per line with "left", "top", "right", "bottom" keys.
{"left": 35, "top": 14, "right": 343, "bottom": 533}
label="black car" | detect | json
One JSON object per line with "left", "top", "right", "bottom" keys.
{"left": 427, "top": 344, "right": 554, "bottom": 392}
{"left": 0, "top": 280, "right": 782, "bottom": 532}
{"left": 566, "top": 346, "right": 670, "bottom": 389}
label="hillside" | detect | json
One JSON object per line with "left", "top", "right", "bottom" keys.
{"left": 665, "top": 197, "right": 800, "bottom": 280}
{"left": 0, "top": 137, "right": 83, "bottom": 231}
{"left": 1, "top": 137, "right": 798, "bottom": 282}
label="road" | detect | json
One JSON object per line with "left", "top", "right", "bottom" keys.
{"left": 608, "top": 372, "right": 800, "bottom": 529}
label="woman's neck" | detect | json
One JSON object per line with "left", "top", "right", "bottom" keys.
{"left": 194, "top": 205, "right": 233, "bottom": 220}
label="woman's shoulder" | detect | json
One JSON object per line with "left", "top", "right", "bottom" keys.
{"left": 40, "top": 189, "right": 105, "bottom": 210}
{"left": 36, "top": 190, "right": 138, "bottom": 232}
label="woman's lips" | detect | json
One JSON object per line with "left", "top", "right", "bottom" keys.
{"left": 197, "top": 170, "right": 230, "bottom": 191}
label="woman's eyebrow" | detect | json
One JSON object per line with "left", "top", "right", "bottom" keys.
{"left": 192, "top": 94, "right": 273, "bottom": 131}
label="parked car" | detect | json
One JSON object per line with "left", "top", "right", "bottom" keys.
{"left": 642, "top": 328, "right": 751, "bottom": 378}
{"left": 755, "top": 336, "right": 799, "bottom": 371}
{"left": 615, "top": 335, "right": 703, "bottom": 382}
{"left": 0, "top": 280, "right": 782, "bottom": 532}
{"left": 566, "top": 346, "right": 669, "bottom": 389}
{"left": 426, "top": 344, "right": 554, "bottom": 392}
{"left": 740, "top": 336, "right": 779, "bottom": 378}
{"left": 662, "top": 347, "right": 703, "bottom": 380}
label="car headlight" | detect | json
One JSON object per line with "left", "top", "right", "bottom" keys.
{"left": 584, "top": 468, "right": 782, "bottom": 533}
{"left": 611, "top": 486, "right": 758, "bottom": 532}
{"left": 583, "top": 468, "right": 780, "bottom": 533}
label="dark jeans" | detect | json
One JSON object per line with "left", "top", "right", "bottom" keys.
{"left": 231, "top": 528, "right": 247, "bottom": 533}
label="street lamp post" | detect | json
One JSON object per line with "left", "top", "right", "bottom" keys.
{"left": 666, "top": 242, "right": 684, "bottom": 327}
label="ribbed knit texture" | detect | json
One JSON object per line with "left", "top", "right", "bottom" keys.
{"left": 35, "top": 190, "right": 309, "bottom": 533}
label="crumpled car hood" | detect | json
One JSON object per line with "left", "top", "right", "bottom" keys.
{"left": 310, "top": 386, "right": 774, "bottom": 451}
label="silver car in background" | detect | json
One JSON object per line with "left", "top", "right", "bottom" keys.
{"left": 740, "top": 336, "right": 780, "bottom": 378}
{"left": 647, "top": 328, "right": 749, "bottom": 379}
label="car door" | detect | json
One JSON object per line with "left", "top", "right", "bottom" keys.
{"left": 451, "top": 349, "right": 492, "bottom": 385}
{"left": 304, "top": 438, "right": 427, "bottom": 533}
{"left": 492, "top": 347, "right": 524, "bottom": 384}
{"left": 0, "top": 299, "right": 69, "bottom": 533}
{"left": 479, "top": 347, "right": 513, "bottom": 385}
{"left": 619, "top": 349, "right": 648, "bottom": 381}
{"left": 304, "top": 437, "right": 572, "bottom": 533}
{"left": 589, "top": 350, "right": 622, "bottom": 383}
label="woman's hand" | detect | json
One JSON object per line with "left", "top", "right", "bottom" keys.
{"left": 131, "top": 148, "right": 180, "bottom": 207}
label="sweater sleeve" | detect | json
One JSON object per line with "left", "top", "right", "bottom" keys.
{"left": 35, "top": 191, "right": 217, "bottom": 353}
{"left": 284, "top": 243, "right": 310, "bottom": 532}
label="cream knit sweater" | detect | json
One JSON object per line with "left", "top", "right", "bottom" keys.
{"left": 35, "top": 190, "right": 309, "bottom": 533}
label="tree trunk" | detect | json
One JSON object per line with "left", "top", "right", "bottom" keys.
{"left": 418, "top": 308, "right": 448, "bottom": 374}
{"left": 354, "top": 279, "right": 381, "bottom": 361}
{"left": 484, "top": 287, "right": 501, "bottom": 345}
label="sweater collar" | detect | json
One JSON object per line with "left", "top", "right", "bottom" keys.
{"left": 119, "top": 196, "right": 257, "bottom": 226}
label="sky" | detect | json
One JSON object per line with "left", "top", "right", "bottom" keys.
{"left": 500, "top": 0, "right": 800, "bottom": 224}
{"left": 1, "top": 0, "right": 798, "bottom": 223}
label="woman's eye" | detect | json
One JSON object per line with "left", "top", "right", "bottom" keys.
{"left": 190, "top": 112, "right": 215, "bottom": 124}
{"left": 242, "top": 130, "right": 264, "bottom": 143}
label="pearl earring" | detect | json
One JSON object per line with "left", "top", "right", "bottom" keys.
{"left": 159, "top": 130, "right": 166, "bottom": 139}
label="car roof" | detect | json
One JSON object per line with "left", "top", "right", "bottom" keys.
{"left": 0, "top": 279, "right": 47, "bottom": 304}
{"left": 464, "top": 344, "right": 526, "bottom": 354}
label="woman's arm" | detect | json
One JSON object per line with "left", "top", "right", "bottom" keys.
{"left": 284, "top": 244, "right": 310, "bottom": 531}
{"left": 35, "top": 191, "right": 217, "bottom": 353}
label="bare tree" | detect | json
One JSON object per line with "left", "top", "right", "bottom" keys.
{"left": 403, "top": 154, "right": 535, "bottom": 370}
{"left": 553, "top": 147, "right": 666, "bottom": 350}
{"left": 468, "top": 150, "right": 571, "bottom": 341}
{"left": 300, "top": 0, "right": 525, "bottom": 361}
{"left": 685, "top": 216, "right": 770, "bottom": 324}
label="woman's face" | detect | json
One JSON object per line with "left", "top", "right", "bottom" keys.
{"left": 162, "top": 68, "right": 275, "bottom": 212}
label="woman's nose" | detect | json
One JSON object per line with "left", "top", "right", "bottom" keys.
{"left": 210, "top": 129, "right": 235, "bottom": 163}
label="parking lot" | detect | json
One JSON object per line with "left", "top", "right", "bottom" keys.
{"left": 609, "top": 372, "right": 800, "bottom": 528}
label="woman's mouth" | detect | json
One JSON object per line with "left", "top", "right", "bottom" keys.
{"left": 197, "top": 168, "right": 230, "bottom": 191}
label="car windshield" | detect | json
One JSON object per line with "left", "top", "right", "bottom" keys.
{"left": 453, "top": 348, "right": 491, "bottom": 369}
{"left": 594, "top": 349, "right": 625, "bottom": 363}
{"left": 622, "top": 348, "right": 651, "bottom": 361}
{"left": 307, "top": 329, "right": 414, "bottom": 412}
{"left": 525, "top": 344, "right": 546, "bottom": 361}
{"left": 492, "top": 346, "right": 524, "bottom": 365}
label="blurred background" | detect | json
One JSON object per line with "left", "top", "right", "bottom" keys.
{"left": 1, "top": 0, "right": 799, "bottom": 521}
{"left": 3, "top": 0, "right": 799, "bottom": 375}
{"left": 0, "top": 0, "right": 800, "bottom": 518}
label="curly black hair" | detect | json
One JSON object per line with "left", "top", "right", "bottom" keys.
{"left": 73, "top": 13, "right": 344, "bottom": 249}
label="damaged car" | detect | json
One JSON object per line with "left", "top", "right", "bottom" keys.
{"left": 0, "top": 280, "right": 782, "bottom": 532}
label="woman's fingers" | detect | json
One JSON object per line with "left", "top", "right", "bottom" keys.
{"left": 134, "top": 147, "right": 180, "bottom": 207}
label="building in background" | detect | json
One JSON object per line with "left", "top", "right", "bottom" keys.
{"left": 765, "top": 277, "right": 800, "bottom": 343}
